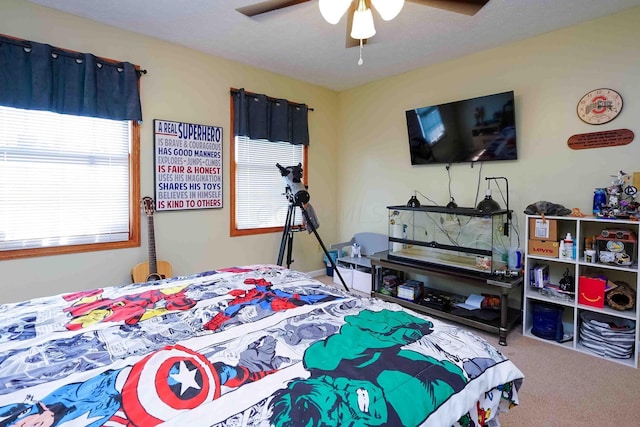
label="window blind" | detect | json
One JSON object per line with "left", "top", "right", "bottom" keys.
{"left": 0, "top": 106, "right": 131, "bottom": 251}
{"left": 235, "top": 136, "right": 304, "bottom": 230}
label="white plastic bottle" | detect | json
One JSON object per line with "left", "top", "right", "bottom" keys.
{"left": 508, "top": 247, "right": 522, "bottom": 269}
{"left": 559, "top": 240, "right": 566, "bottom": 259}
{"left": 564, "top": 233, "right": 574, "bottom": 260}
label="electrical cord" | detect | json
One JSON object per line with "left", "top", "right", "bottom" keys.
{"left": 492, "top": 179, "right": 521, "bottom": 249}
{"left": 446, "top": 164, "right": 456, "bottom": 206}
{"left": 494, "top": 181, "right": 508, "bottom": 209}
{"left": 414, "top": 190, "right": 439, "bottom": 206}
{"left": 512, "top": 213, "right": 522, "bottom": 249}
{"left": 473, "top": 162, "right": 484, "bottom": 207}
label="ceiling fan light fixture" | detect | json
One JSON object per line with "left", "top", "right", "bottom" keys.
{"left": 319, "top": 0, "right": 352, "bottom": 25}
{"left": 371, "top": 0, "right": 405, "bottom": 21}
{"left": 350, "top": 1, "right": 376, "bottom": 40}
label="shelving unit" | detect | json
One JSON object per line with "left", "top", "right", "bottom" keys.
{"left": 523, "top": 215, "right": 640, "bottom": 367}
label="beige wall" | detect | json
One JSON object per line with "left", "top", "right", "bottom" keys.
{"left": 0, "top": 0, "right": 340, "bottom": 303}
{"left": 1, "top": 1, "right": 640, "bottom": 304}
{"left": 336, "top": 8, "right": 640, "bottom": 249}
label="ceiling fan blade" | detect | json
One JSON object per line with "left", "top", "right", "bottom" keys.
{"left": 236, "top": 0, "right": 312, "bottom": 17}
{"left": 345, "top": 1, "right": 367, "bottom": 48}
{"left": 406, "top": 0, "right": 490, "bottom": 16}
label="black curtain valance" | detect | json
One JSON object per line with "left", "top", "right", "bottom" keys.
{"left": 231, "top": 88, "right": 310, "bottom": 146}
{"left": 0, "top": 34, "right": 143, "bottom": 121}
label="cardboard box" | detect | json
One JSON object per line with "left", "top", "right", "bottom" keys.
{"left": 397, "top": 279, "right": 424, "bottom": 302}
{"left": 529, "top": 218, "right": 558, "bottom": 241}
{"left": 528, "top": 239, "right": 560, "bottom": 258}
{"left": 529, "top": 263, "right": 549, "bottom": 288}
{"left": 578, "top": 276, "right": 606, "bottom": 308}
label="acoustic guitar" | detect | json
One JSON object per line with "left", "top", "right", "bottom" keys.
{"left": 131, "top": 197, "right": 173, "bottom": 282}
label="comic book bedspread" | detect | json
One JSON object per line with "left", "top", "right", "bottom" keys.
{"left": 0, "top": 265, "right": 523, "bottom": 427}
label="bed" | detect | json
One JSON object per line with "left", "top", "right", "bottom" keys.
{"left": 0, "top": 264, "right": 523, "bottom": 426}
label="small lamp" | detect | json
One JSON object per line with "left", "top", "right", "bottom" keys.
{"left": 477, "top": 188, "right": 501, "bottom": 212}
{"left": 407, "top": 193, "right": 421, "bottom": 207}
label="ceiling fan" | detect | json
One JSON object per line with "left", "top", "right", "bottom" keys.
{"left": 236, "top": 0, "right": 490, "bottom": 49}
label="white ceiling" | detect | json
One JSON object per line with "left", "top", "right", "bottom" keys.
{"left": 26, "top": 0, "right": 640, "bottom": 91}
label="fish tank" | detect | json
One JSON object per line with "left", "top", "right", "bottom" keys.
{"left": 388, "top": 205, "right": 512, "bottom": 275}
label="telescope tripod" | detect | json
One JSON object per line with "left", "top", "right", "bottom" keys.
{"left": 277, "top": 198, "right": 349, "bottom": 292}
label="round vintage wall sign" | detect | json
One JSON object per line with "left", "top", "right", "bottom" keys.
{"left": 577, "top": 88, "right": 623, "bottom": 125}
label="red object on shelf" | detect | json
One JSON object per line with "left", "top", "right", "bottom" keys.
{"left": 578, "top": 276, "right": 606, "bottom": 308}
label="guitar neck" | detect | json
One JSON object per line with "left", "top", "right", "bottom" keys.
{"left": 147, "top": 215, "right": 158, "bottom": 274}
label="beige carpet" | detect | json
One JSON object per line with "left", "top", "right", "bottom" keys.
{"left": 481, "top": 327, "right": 640, "bottom": 426}
{"left": 315, "top": 275, "right": 640, "bottom": 426}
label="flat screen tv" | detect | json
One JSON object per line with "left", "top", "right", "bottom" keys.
{"left": 406, "top": 91, "right": 517, "bottom": 165}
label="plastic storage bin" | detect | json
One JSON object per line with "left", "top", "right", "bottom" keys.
{"left": 531, "top": 302, "right": 564, "bottom": 342}
{"left": 323, "top": 250, "right": 340, "bottom": 276}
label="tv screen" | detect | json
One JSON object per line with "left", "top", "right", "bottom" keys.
{"left": 406, "top": 91, "right": 517, "bottom": 165}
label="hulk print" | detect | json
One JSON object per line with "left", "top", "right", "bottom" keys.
{"left": 270, "top": 309, "right": 468, "bottom": 426}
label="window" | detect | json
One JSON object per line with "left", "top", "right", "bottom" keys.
{"left": 231, "top": 135, "right": 307, "bottom": 236}
{"left": 0, "top": 106, "right": 140, "bottom": 259}
{"left": 417, "top": 106, "right": 445, "bottom": 145}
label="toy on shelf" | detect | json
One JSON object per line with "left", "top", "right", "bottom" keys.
{"left": 570, "top": 208, "right": 585, "bottom": 217}
{"left": 595, "top": 228, "right": 637, "bottom": 266}
{"left": 594, "top": 171, "right": 639, "bottom": 219}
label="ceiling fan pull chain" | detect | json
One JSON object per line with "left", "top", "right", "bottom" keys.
{"left": 358, "top": 39, "right": 364, "bottom": 66}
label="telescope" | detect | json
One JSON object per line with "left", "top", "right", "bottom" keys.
{"left": 275, "top": 163, "right": 348, "bottom": 292}
{"left": 277, "top": 163, "right": 310, "bottom": 206}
